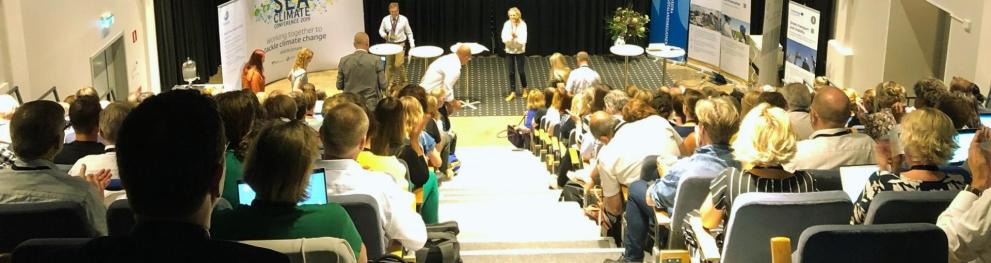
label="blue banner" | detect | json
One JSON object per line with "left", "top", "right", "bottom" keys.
{"left": 650, "top": 0, "right": 689, "bottom": 61}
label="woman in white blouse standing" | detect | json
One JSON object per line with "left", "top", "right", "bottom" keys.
{"left": 287, "top": 48, "right": 313, "bottom": 92}
{"left": 503, "top": 7, "right": 528, "bottom": 102}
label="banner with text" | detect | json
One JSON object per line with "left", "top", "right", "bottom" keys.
{"left": 718, "top": 0, "right": 751, "bottom": 79}
{"left": 687, "top": 0, "right": 723, "bottom": 69}
{"left": 650, "top": 0, "right": 690, "bottom": 61}
{"left": 783, "top": 1, "right": 819, "bottom": 85}
{"left": 219, "top": 0, "right": 364, "bottom": 91}
{"left": 218, "top": 1, "right": 248, "bottom": 92}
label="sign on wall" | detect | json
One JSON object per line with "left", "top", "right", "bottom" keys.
{"left": 687, "top": 0, "right": 752, "bottom": 80}
{"left": 783, "top": 1, "right": 820, "bottom": 85}
{"left": 687, "top": 0, "right": 723, "bottom": 69}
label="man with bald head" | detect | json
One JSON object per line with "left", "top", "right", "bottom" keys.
{"left": 421, "top": 44, "right": 471, "bottom": 130}
{"left": 784, "top": 86, "right": 875, "bottom": 171}
{"left": 337, "top": 32, "right": 386, "bottom": 109}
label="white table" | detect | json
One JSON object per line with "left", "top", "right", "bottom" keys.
{"left": 409, "top": 46, "right": 444, "bottom": 76}
{"left": 646, "top": 43, "right": 686, "bottom": 87}
{"left": 448, "top": 43, "right": 489, "bottom": 110}
{"left": 610, "top": 44, "right": 645, "bottom": 87}
{"left": 369, "top": 43, "right": 403, "bottom": 56}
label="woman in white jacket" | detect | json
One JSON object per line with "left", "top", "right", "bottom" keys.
{"left": 503, "top": 7, "right": 528, "bottom": 101}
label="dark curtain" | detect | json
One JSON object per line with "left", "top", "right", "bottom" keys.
{"left": 363, "top": 0, "right": 651, "bottom": 56}
{"left": 154, "top": 0, "right": 226, "bottom": 91}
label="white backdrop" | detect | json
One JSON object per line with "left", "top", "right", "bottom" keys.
{"left": 219, "top": 0, "right": 364, "bottom": 91}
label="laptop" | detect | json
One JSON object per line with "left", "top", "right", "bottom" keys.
{"left": 238, "top": 168, "right": 328, "bottom": 206}
{"left": 950, "top": 129, "right": 977, "bottom": 165}
{"left": 838, "top": 165, "right": 879, "bottom": 202}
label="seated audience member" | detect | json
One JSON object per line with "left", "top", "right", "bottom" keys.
{"left": 358, "top": 98, "right": 411, "bottom": 189}
{"left": 785, "top": 87, "right": 874, "bottom": 171}
{"left": 76, "top": 86, "right": 100, "bottom": 99}
{"left": 0, "top": 101, "right": 109, "bottom": 235}
{"left": 293, "top": 91, "right": 321, "bottom": 129}
{"left": 604, "top": 90, "right": 630, "bottom": 120}
{"left": 323, "top": 92, "right": 367, "bottom": 116}
{"left": 55, "top": 96, "right": 105, "bottom": 165}
{"left": 950, "top": 76, "right": 986, "bottom": 108}
{"left": 399, "top": 96, "right": 441, "bottom": 224}
{"left": 69, "top": 102, "right": 131, "bottom": 179}
{"left": 739, "top": 90, "right": 761, "bottom": 116}
{"left": 520, "top": 89, "right": 547, "bottom": 131}
{"left": 914, "top": 78, "right": 950, "bottom": 109}
{"left": 215, "top": 90, "right": 262, "bottom": 205}
{"left": 595, "top": 100, "right": 683, "bottom": 232}
{"left": 337, "top": 32, "right": 385, "bottom": 109}
{"left": 0, "top": 94, "right": 19, "bottom": 144}
{"left": 263, "top": 94, "right": 297, "bottom": 120}
{"left": 696, "top": 103, "right": 816, "bottom": 231}
{"left": 859, "top": 81, "right": 907, "bottom": 140}
{"left": 677, "top": 90, "right": 704, "bottom": 155}
{"left": 544, "top": 88, "right": 565, "bottom": 134}
{"left": 650, "top": 90, "right": 676, "bottom": 125}
{"left": 937, "top": 92, "right": 981, "bottom": 129}
{"left": 781, "top": 83, "right": 815, "bottom": 139}
{"left": 619, "top": 97, "right": 741, "bottom": 262}
{"left": 318, "top": 102, "right": 428, "bottom": 250}
{"left": 852, "top": 108, "right": 968, "bottom": 224}
{"left": 757, "top": 91, "right": 788, "bottom": 109}
{"left": 212, "top": 120, "right": 366, "bottom": 262}
{"left": 938, "top": 127, "right": 991, "bottom": 262}
{"left": 74, "top": 90, "right": 287, "bottom": 262}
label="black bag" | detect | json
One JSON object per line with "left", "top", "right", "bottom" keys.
{"left": 505, "top": 116, "right": 527, "bottom": 148}
{"left": 416, "top": 221, "right": 462, "bottom": 263}
{"left": 559, "top": 181, "right": 585, "bottom": 207}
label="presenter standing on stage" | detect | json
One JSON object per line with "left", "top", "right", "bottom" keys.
{"left": 421, "top": 45, "right": 472, "bottom": 131}
{"left": 502, "top": 7, "right": 528, "bottom": 102}
{"left": 378, "top": 2, "right": 415, "bottom": 88}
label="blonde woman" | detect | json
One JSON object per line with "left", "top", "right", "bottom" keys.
{"left": 399, "top": 96, "right": 441, "bottom": 224}
{"left": 851, "top": 108, "right": 968, "bottom": 224}
{"left": 548, "top": 53, "right": 572, "bottom": 94}
{"left": 288, "top": 48, "right": 314, "bottom": 92}
{"left": 696, "top": 103, "right": 817, "bottom": 231}
{"left": 503, "top": 7, "right": 529, "bottom": 101}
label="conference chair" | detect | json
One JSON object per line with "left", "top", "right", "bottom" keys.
{"left": 654, "top": 173, "right": 718, "bottom": 253}
{"left": 327, "top": 194, "right": 386, "bottom": 259}
{"left": 106, "top": 199, "right": 134, "bottom": 236}
{"left": 0, "top": 202, "right": 96, "bottom": 253}
{"left": 863, "top": 190, "right": 959, "bottom": 225}
{"left": 687, "top": 191, "right": 853, "bottom": 263}
{"left": 11, "top": 238, "right": 90, "bottom": 263}
{"left": 802, "top": 169, "right": 842, "bottom": 192}
{"left": 240, "top": 237, "right": 356, "bottom": 263}
{"left": 791, "top": 223, "right": 947, "bottom": 263}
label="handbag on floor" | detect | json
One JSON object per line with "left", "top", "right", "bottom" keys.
{"left": 415, "top": 221, "right": 462, "bottom": 263}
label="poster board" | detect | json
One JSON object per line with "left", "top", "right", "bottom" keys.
{"left": 687, "top": 0, "right": 752, "bottom": 80}
{"left": 783, "top": 1, "right": 820, "bottom": 85}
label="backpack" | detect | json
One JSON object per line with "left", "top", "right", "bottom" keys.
{"left": 415, "top": 221, "right": 462, "bottom": 263}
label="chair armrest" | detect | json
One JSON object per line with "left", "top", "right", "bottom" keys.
{"left": 655, "top": 209, "right": 672, "bottom": 227}
{"left": 688, "top": 217, "right": 721, "bottom": 262}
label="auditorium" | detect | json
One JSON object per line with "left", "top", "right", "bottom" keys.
{"left": 0, "top": 0, "right": 990, "bottom": 262}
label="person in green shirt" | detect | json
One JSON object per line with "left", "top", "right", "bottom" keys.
{"left": 215, "top": 90, "right": 263, "bottom": 205}
{"left": 212, "top": 120, "right": 367, "bottom": 262}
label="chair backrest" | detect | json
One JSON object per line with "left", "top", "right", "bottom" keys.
{"left": 794, "top": 223, "right": 947, "bottom": 263}
{"left": 327, "top": 194, "right": 385, "bottom": 259}
{"left": 240, "top": 237, "right": 356, "bottom": 263}
{"left": 11, "top": 238, "right": 91, "bottom": 263}
{"left": 0, "top": 202, "right": 95, "bottom": 253}
{"left": 721, "top": 191, "right": 853, "bottom": 263}
{"left": 803, "top": 169, "right": 842, "bottom": 192}
{"left": 864, "top": 190, "right": 959, "bottom": 225}
{"left": 667, "top": 173, "right": 717, "bottom": 250}
{"left": 106, "top": 199, "right": 134, "bottom": 236}
{"left": 639, "top": 155, "right": 660, "bottom": 182}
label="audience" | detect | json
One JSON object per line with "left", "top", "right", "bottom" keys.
{"left": 677, "top": 89, "right": 703, "bottom": 155}
{"left": 852, "top": 108, "right": 968, "bottom": 224}
{"left": 359, "top": 97, "right": 411, "bottom": 189}
{"left": 69, "top": 102, "right": 131, "bottom": 179}
{"left": 214, "top": 90, "right": 262, "bottom": 205}
{"left": 913, "top": 78, "right": 949, "bottom": 109}
{"left": 548, "top": 52, "right": 572, "bottom": 94}
{"left": 522, "top": 89, "right": 547, "bottom": 131}
{"left": 781, "top": 83, "right": 815, "bottom": 139}
{"left": 337, "top": 32, "right": 385, "bottom": 109}
{"left": 75, "top": 90, "right": 287, "bottom": 262}
{"left": 937, "top": 91, "right": 980, "bottom": 129}
{"left": 619, "top": 97, "right": 741, "bottom": 262}
{"left": 294, "top": 91, "right": 321, "bottom": 129}
{"left": 55, "top": 96, "right": 105, "bottom": 165}
{"left": 0, "top": 100, "right": 108, "bottom": 235}
{"left": 950, "top": 76, "right": 986, "bottom": 108}
{"left": 398, "top": 96, "right": 441, "bottom": 224}
{"left": 785, "top": 87, "right": 874, "bottom": 171}
{"left": 757, "top": 91, "right": 788, "bottom": 109}
{"left": 0, "top": 94, "right": 19, "bottom": 144}
{"left": 739, "top": 90, "right": 761, "bottom": 116}
{"left": 317, "top": 102, "right": 427, "bottom": 250}
{"left": 211, "top": 120, "right": 366, "bottom": 262}
{"left": 263, "top": 94, "right": 297, "bottom": 120}
{"left": 564, "top": 51, "right": 601, "bottom": 96}
{"left": 603, "top": 90, "right": 629, "bottom": 120}
{"left": 938, "top": 127, "right": 991, "bottom": 262}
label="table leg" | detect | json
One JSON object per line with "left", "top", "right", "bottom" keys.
{"left": 624, "top": 57, "right": 630, "bottom": 87}
{"left": 662, "top": 58, "right": 670, "bottom": 87}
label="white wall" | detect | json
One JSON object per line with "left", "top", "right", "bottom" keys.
{"left": 827, "top": 0, "right": 891, "bottom": 92}
{"left": 0, "top": 1, "right": 9, "bottom": 86}
{"left": 883, "top": 0, "right": 943, "bottom": 89}
{"left": 0, "top": 0, "right": 158, "bottom": 100}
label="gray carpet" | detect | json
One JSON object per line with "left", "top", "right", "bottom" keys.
{"left": 407, "top": 55, "right": 682, "bottom": 117}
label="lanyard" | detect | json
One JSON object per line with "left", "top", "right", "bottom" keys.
{"left": 811, "top": 129, "right": 852, "bottom": 139}
{"left": 390, "top": 16, "right": 399, "bottom": 36}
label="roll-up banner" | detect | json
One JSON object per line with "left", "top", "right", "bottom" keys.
{"left": 687, "top": 0, "right": 723, "bottom": 69}
{"left": 650, "top": 0, "right": 690, "bottom": 61}
{"left": 687, "top": 0, "right": 752, "bottom": 80}
{"left": 219, "top": 0, "right": 364, "bottom": 91}
{"left": 783, "top": 1, "right": 820, "bottom": 86}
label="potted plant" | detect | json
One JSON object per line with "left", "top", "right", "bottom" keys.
{"left": 607, "top": 6, "right": 650, "bottom": 46}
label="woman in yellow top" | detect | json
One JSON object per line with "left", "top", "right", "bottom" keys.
{"left": 357, "top": 97, "right": 411, "bottom": 191}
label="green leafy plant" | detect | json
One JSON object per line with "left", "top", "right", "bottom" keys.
{"left": 607, "top": 6, "right": 650, "bottom": 42}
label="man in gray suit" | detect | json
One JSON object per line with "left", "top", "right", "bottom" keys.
{"left": 337, "top": 32, "right": 386, "bottom": 109}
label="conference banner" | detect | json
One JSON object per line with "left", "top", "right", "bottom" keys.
{"left": 218, "top": 1, "right": 248, "bottom": 92}
{"left": 718, "top": 0, "right": 751, "bottom": 79}
{"left": 783, "top": 1, "right": 820, "bottom": 85}
{"left": 687, "top": 0, "right": 722, "bottom": 69}
{"left": 650, "top": 0, "right": 690, "bottom": 61}
{"left": 219, "top": 0, "right": 364, "bottom": 91}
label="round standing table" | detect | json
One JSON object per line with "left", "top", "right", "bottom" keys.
{"left": 409, "top": 46, "right": 444, "bottom": 77}
{"left": 369, "top": 43, "right": 403, "bottom": 56}
{"left": 610, "top": 44, "right": 645, "bottom": 87}
{"left": 449, "top": 43, "right": 489, "bottom": 110}
{"left": 646, "top": 43, "right": 686, "bottom": 87}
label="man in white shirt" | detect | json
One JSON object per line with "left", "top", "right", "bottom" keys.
{"left": 564, "top": 51, "right": 601, "bottom": 96}
{"left": 939, "top": 127, "right": 991, "bottom": 263}
{"left": 0, "top": 100, "right": 110, "bottom": 235}
{"left": 70, "top": 102, "right": 131, "bottom": 179}
{"left": 378, "top": 2, "right": 415, "bottom": 86}
{"left": 781, "top": 83, "right": 815, "bottom": 139}
{"left": 785, "top": 87, "right": 874, "bottom": 171}
{"left": 316, "top": 102, "right": 427, "bottom": 250}
{"left": 421, "top": 44, "right": 471, "bottom": 129}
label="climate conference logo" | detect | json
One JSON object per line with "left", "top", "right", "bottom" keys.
{"left": 253, "top": 0, "right": 332, "bottom": 29}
